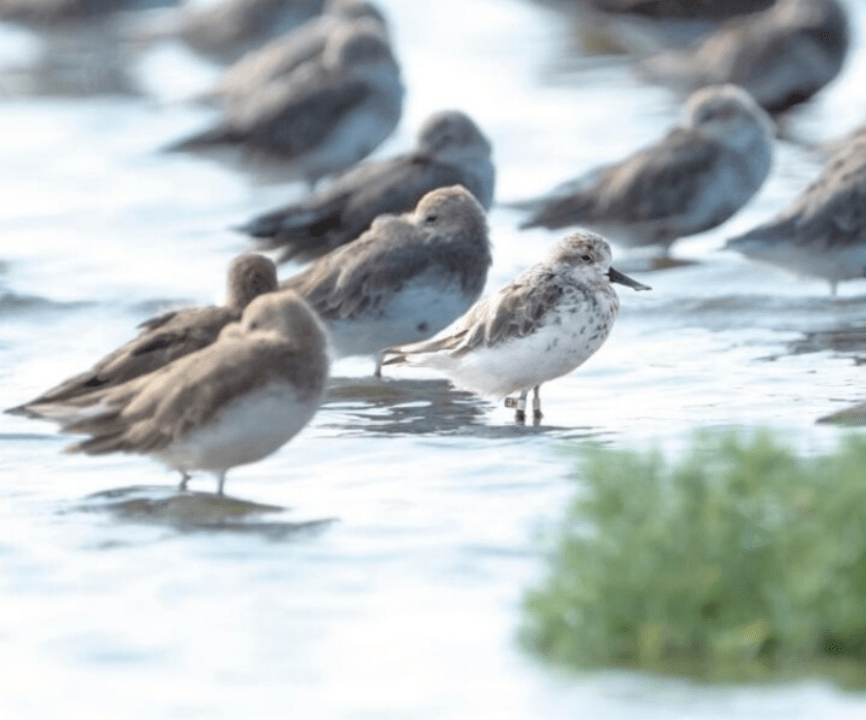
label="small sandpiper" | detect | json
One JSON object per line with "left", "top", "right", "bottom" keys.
{"left": 726, "top": 137, "right": 866, "bottom": 295}
{"left": 205, "top": 0, "right": 388, "bottom": 97}
{"left": 280, "top": 184, "right": 491, "bottom": 376}
{"left": 241, "top": 109, "right": 494, "bottom": 263}
{"left": 166, "top": 20, "right": 403, "bottom": 187}
{"left": 640, "top": 0, "right": 849, "bottom": 114}
{"left": 44, "top": 291, "right": 330, "bottom": 496}
{"left": 9, "top": 253, "right": 278, "bottom": 416}
{"left": 383, "top": 232, "right": 650, "bottom": 423}
{"left": 515, "top": 84, "right": 774, "bottom": 256}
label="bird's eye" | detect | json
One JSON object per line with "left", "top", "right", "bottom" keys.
{"left": 424, "top": 213, "right": 438, "bottom": 224}
{"left": 581, "top": 254, "right": 592, "bottom": 263}
{"left": 249, "top": 321, "right": 258, "bottom": 330}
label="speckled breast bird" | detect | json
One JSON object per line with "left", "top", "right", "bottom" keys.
{"left": 280, "top": 185, "right": 491, "bottom": 375}
{"left": 240, "top": 109, "right": 494, "bottom": 263}
{"left": 9, "top": 253, "right": 278, "bottom": 416}
{"left": 515, "top": 84, "right": 774, "bottom": 254}
{"left": 383, "top": 232, "right": 650, "bottom": 423}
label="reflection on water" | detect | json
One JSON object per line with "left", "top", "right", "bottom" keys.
{"left": 324, "top": 377, "right": 607, "bottom": 439}
{"left": 0, "top": 290, "right": 92, "bottom": 316}
{"left": 324, "top": 377, "right": 492, "bottom": 435}
{"left": 781, "top": 328, "right": 866, "bottom": 358}
{"left": 75, "top": 485, "right": 336, "bottom": 538}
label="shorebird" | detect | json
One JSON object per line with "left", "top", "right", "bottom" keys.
{"left": 280, "top": 185, "right": 491, "bottom": 375}
{"left": 383, "top": 232, "right": 650, "bottom": 423}
{"left": 166, "top": 20, "right": 403, "bottom": 186}
{"left": 205, "top": 0, "right": 388, "bottom": 99}
{"left": 9, "top": 253, "right": 278, "bottom": 415}
{"left": 640, "top": 0, "right": 849, "bottom": 114}
{"left": 240, "top": 109, "right": 494, "bottom": 263}
{"left": 515, "top": 84, "right": 774, "bottom": 255}
{"left": 725, "top": 137, "right": 866, "bottom": 295}
{"left": 44, "top": 291, "right": 330, "bottom": 495}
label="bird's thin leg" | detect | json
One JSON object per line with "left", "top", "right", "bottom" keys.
{"left": 178, "top": 472, "right": 191, "bottom": 492}
{"left": 374, "top": 353, "right": 383, "bottom": 378}
{"left": 505, "top": 390, "right": 528, "bottom": 423}
{"left": 532, "top": 385, "right": 542, "bottom": 423}
{"left": 216, "top": 472, "right": 226, "bottom": 496}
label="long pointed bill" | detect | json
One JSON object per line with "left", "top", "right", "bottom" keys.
{"left": 608, "top": 266, "right": 651, "bottom": 291}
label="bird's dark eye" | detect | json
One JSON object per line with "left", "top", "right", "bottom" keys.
{"left": 249, "top": 321, "right": 258, "bottom": 330}
{"left": 424, "top": 214, "right": 438, "bottom": 224}
{"left": 581, "top": 254, "right": 592, "bottom": 263}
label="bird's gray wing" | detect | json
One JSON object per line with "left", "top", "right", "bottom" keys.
{"left": 265, "top": 156, "right": 483, "bottom": 263}
{"left": 215, "top": 21, "right": 330, "bottom": 92}
{"left": 522, "top": 128, "right": 723, "bottom": 231}
{"left": 15, "top": 306, "right": 235, "bottom": 410}
{"left": 228, "top": 72, "right": 374, "bottom": 155}
{"left": 779, "top": 149, "right": 866, "bottom": 249}
{"left": 168, "top": 66, "right": 372, "bottom": 155}
{"left": 343, "top": 157, "right": 485, "bottom": 225}
{"left": 281, "top": 218, "right": 437, "bottom": 320}
{"left": 387, "top": 269, "right": 564, "bottom": 360}
{"left": 239, "top": 152, "right": 415, "bottom": 242}
{"left": 454, "top": 271, "right": 565, "bottom": 354}
{"left": 65, "top": 337, "right": 305, "bottom": 455}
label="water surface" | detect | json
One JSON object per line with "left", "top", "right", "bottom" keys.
{"left": 2, "top": 1, "right": 866, "bottom": 717}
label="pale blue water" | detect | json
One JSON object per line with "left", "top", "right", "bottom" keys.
{"left": 2, "top": 1, "right": 866, "bottom": 718}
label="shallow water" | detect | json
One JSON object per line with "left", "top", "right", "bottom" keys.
{"left": 3, "top": 0, "right": 866, "bottom": 717}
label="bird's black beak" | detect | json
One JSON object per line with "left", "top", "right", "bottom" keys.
{"left": 608, "top": 267, "right": 651, "bottom": 291}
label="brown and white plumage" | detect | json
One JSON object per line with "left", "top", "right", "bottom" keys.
{"left": 383, "top": 232, "right": 650, "bottom": 422}
{"left": 280, "top": 185, "right": 491, "bottom": 374}
{"left": 46, "top": 291, "right": 329, "bottom": 495}
{"left": 8, "top": 253, "right": 278, "bottom": 415}
{"left": 516, "top": 85, "right": 773, "bottom": 253}
{"left": 240, "top": 110, "right": 494, "bottom": 263}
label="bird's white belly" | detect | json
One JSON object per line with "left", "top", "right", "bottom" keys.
{"left": 423, "top": 309, "right": 616, "bottom": 398}
{"left": 155, "top": 382, "right": 319, "bottom": 474}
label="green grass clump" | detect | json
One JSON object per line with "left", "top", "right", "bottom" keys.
{"left": 521, "top": 429, "right": 866, "bottom": 685}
